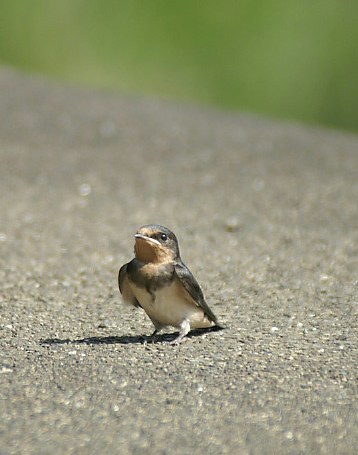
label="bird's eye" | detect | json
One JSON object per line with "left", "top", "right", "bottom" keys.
{"left": 160, "top": 233, "right": 168, "bottom": 241}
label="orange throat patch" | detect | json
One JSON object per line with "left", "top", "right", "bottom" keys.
{"left": 134, "top": 239, "right": 171, "bottom": 264}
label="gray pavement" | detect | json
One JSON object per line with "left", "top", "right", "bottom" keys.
{"left": 0, "top": 67, "right": 357, "bottom": 455}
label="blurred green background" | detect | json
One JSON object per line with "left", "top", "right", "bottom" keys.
{"left": 0, "top": 0, "right": 357, "bottom": 131}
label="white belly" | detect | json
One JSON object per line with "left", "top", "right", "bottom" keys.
{"left": 129, "top": 281, "right": 214, "bottom": 329}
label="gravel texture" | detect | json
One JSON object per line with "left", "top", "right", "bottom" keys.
{"left": 0, "top": 68, "right": 357, "bottom": 455}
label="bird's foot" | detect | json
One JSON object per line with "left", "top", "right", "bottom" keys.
{"left": 148, "top": 329, "right": 159, "bottom": 343}
{"left": 169, "top": 335, "right": 183, "bottom": 345}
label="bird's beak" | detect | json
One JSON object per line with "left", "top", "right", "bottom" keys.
{"left": 134, "top": 234, "right": 161, "bottom": 246}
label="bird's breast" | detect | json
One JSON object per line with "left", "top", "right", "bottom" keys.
{"left": 128, "top": 279, "right": 214, "bottom": 329}
{"left": 127, "top": 259, "right": 174, "bottom": 291}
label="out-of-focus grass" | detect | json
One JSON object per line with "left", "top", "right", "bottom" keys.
{"left": 0, "top": 0, "right": 357, "bottom": 131}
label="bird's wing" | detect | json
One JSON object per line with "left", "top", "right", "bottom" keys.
{"left": 118, "top": 262, "right": 141, "bottom": 308}
{"left": 174, "top": 262, "right": 219, "bottom": 325}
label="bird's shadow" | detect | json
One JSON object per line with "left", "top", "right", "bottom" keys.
{"left": 41, "top": 326, "right": 224, "bottom": 346}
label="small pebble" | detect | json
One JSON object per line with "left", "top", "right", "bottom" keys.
{"left": 79, "top": 183, "right": 91, "bottom": 197}
{"left": 224, "top": 217, "right": 240, "bottom": 232}
{"left": 0, "top": 367, "right": 13, "bottom": 374}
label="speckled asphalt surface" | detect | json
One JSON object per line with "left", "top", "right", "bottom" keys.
{"left": 0, "top": 68, "right": 357, "bottom": 455}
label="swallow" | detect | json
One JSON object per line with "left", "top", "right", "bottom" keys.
{"left": 118, "top": 224, "right": 222, "bottom": 344}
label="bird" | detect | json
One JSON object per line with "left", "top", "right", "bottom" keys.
{"left": 118, "top": 224, "right": 222, "bottom": 344}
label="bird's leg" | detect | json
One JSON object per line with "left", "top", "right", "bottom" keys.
{"left": 143, "top": 329, "right": 159, "bottom": 344}
{"left": 170, "top": 319, "right": 190, "bottom": 345}
{"left": 149, "top": 328, "right": 159, "bottom": 342}
{"left": 148, "top": 319, "right": 163, "bottom": 343}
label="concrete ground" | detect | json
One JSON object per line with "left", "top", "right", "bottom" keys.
{"left": 0, "top": 68, "right": 357, "bottom": 455}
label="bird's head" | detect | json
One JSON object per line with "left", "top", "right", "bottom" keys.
{"left": 134, "top": 224, "right": 180, "bottom": 263}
